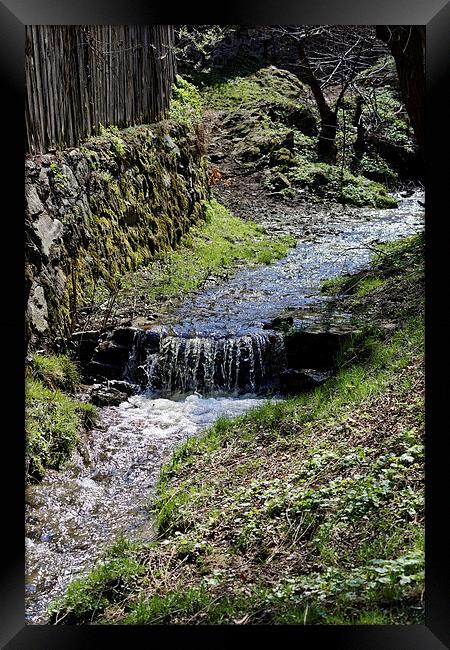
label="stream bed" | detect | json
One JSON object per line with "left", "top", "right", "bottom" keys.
{"left": 25, "top": 394, "right": 267, "bottom": 623}
{"left": 25, "top": 191, "right": 424, "bottom": 624}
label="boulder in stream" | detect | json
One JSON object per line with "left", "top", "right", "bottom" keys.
{"left": 90, "top": 385, "right": 130, "bottom": 407}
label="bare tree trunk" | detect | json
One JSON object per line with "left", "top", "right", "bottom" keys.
{"left": 376, "top": 26, "right": 425, "bottom": 159}
{"left": 297, "top": 43, "right": 338, "bottom": 163}
{"left": 352, "top": 94, "right": 365, "bottom": 159}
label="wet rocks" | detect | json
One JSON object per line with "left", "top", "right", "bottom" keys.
{"left": 263, "top": 315, "right": 294, "bottom": 332}
{"left": 107, "top": 380, "right": 138, "bottom": 395}
{"left": 70, "top": 330, "right": 102, "bottom": 364}
{"left": 284, "top": 328, "right": 356, "bottom": 370}
{"left": 84, "top": 328, "right": 137, "bottom": 380}
{"left": 90, "top": 379, "right": 138, "bottom": 407}
{"left": 268, "top": 171, "right": 291, "bottom": 192}
{"left": 73, "top": 326, "right": 162, "bottom": 384}
{"left": 85, "top": 360, "right": 125, "bottom": 381}
{"left": 90, "top": 385, "right": 129, "bottom": 407}
{"left": 280, "top": 368, "right": 333, "bottom": 394}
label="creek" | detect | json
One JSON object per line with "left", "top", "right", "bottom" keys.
{"left": 25, "top": 190, "right": 424, "bottom": 623}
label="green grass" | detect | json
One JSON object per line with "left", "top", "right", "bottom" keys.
{"left": 355, "top": 277, "right": 386, "bottom": 296}
{"left": 148, "top": 199, "right": 294, "bottom": 301}
{"left": 320, "top": 233, "right": 424, "bottom": 330}
{"left": 29, "top": 353, "right": 80, "bottom": 391}
{"left": 321, "top": 275, "right": 386, "bottom": 299}
{"left": 26, "top": 373, "right": 97, "bottom": 481}
{"left": 26, "top": 353, "right": 97, "bottom": 480}
{"left": 49, "top": 536, "right": 147, "bottom": 624}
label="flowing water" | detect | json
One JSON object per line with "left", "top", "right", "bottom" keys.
{"left": 25, "top": 191, "right": 424, "bottom": 623}
{"left": 161, "top": 191, "right": 425, "bottom": 336}
{"left": 25, "top": 393, "right": 268, "bottom": 623}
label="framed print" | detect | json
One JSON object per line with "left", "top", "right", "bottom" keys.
{"left": 0, "top": 0, "right": 448, "bottom": 647}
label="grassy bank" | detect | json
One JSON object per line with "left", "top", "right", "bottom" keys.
{"left": 89, "top": 198, "right": 294, "bottom": 325}
{"left": 26, "top": 354, "right": 97, "bottom": 482}
{"left": 49, "top": 234, "right": 424, "bottom": 625}
{"left": 144, "top": 199, "right": 294, "bottom": 302}
{"left": 320, "top": 233, "right": 424, "bottom": 325}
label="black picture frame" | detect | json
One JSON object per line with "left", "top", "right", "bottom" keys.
{"left": 1, "top": 0, "right": 448, "bottom": 647}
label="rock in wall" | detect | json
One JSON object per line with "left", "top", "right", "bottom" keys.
{"left": 25, "top": 120, "right": 209, "bottom": 350}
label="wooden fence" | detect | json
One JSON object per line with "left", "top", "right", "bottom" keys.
{"left": 25, "top": 25, "right": 176, "bottom": 154}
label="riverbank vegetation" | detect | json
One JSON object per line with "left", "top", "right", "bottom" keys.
{"left": 49, "top": 234, "right": 424, "bottom": 625}
{"left": 25, "top": 25, "right": 425, "bottom": 628}
{"left": 86, "top": 198, "right": 294, "bottom": 328}
{"left": 26, "top": 355, "right": 97, "bottom": 482}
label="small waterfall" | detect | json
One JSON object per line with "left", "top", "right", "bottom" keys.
{"left": 124, "top": 329, "right": 162, "bottom": 389}
{"left": 134, "top": 331, "right": 287, "bottom": 396}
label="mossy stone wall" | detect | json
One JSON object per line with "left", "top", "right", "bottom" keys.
{"left": 25, "top": 120, "right": 209, "bottom": 349}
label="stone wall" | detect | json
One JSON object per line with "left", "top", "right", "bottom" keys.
{"left": 25, "top": 120, "right": 209, "bottom": 350}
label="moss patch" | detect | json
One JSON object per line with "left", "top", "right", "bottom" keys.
{"left": 26, "top": 108, "right": 209, "bottom": 347}
{"left": 203, "top": 67, "right": 314, "bottom": 120}
{"left": 265, "top": 159, "right": 398, "bottom": 208}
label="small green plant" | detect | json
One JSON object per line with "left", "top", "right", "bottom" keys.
{"left": 320, "top": 275, "right": 349, "bottom": 295}
{"left": 169, "top": 75, "right": 203, "bottom": 126}
{"left": 357, "top": 154, "right": 398, "bottom": 187}
{"left": 49, "top": 162, "right": 69, "bottom": 191}
{"left": 98, "top": 123, "right": 126, "bottom": 157}
{"left": 99, "top": 170, "right": 114, "bottom": 184}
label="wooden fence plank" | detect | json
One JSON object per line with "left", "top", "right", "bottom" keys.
{"left": 25, "top": 25, "right": 176, "bottom": 154}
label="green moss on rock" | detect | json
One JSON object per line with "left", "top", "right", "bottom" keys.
{"left": 265, "top": 158, "right": 398, "bottom": 208}
{"left": 25, "top": 117, "right": 209, "bottom": 348}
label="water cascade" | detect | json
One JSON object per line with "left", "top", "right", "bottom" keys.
{"left": 126, "top": 330, "right": 287, "bottom": 396}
